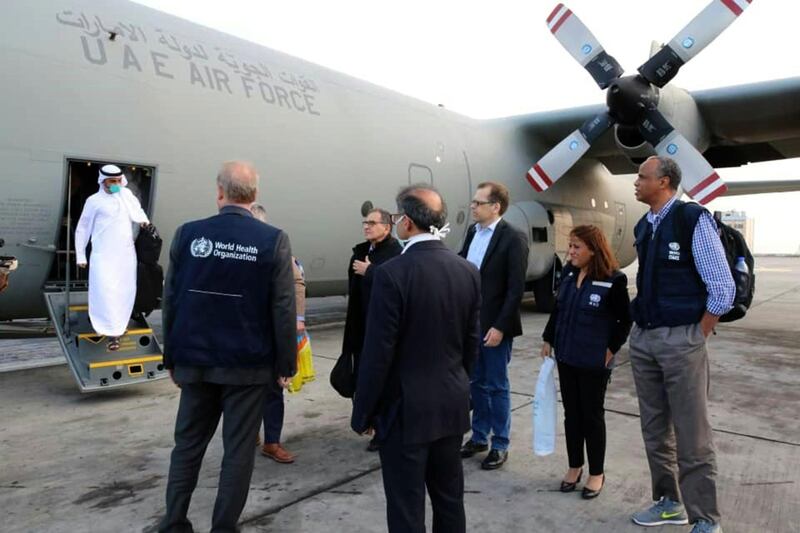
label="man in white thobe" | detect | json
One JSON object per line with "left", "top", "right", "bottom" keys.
{"left": 75, "top": 164, "right": 149, "bottom": 350}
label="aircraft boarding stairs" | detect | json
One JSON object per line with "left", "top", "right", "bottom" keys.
{"left": 45, "top": 291, "right": 168, "bottom": 392}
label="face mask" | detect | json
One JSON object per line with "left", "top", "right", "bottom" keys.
{"left": 109, "top": 184, "right": 121, "bottom": 194}
{"left": 391, "top": 216, "right": 408, "bottom": 247}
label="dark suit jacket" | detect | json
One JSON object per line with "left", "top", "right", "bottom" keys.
{"left": 341, "top": 236, "right": 403, "bottom": 362}
{"left": 351, "top": 240, "right": 481, "bottom": 445}
{"left": 459, "top": 219, "right": 529, "bottom": 338}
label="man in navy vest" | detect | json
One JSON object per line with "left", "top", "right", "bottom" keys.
{"left": 629, "top": 156, "right": 734, "bottom": 533}
{"left": 159, "top": 161, "right": 296, "bottom": 533}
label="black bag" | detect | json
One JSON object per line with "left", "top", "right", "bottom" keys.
{"left": 330, "top": 351, "right": 356, "bottom": 398}
{"left": 135, "top": 223, "right": 162, "bottom": 264}
{"left": 674, "top": 204, "right": 755, "bottom": 323}
{"left": 134, "top": 224, "right": 164, "bottom": 315}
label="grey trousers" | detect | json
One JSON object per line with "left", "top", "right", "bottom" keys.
{"left": 629, "top": 323, "right": 720, "bottom": 524}
{"left": 159, "top": 382, "right": 267, "bottom": 533}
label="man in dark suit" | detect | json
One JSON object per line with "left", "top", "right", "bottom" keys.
{"left": 351, "top": 183, "right": 481, "bottom": 533}
{"left": 159, "top": 161, "right": 296, "bottom": 533}
{"left": 342, "top": 208, "right": 402, "bottom": 451}
{"left": 459, "top": 181, "right": 529, "bottom": 470}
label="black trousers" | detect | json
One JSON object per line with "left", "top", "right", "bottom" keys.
{"left": 159, "top": 382, "right": 266, "bottom": 533}
{"left": 557, "top": 361, "right": 611, "bottom": 476}
{"left": 262, "top": 385, "right": 284, "bottom": 444}
{"left": 379, "top": 422, "right": 466, "bottom": 533}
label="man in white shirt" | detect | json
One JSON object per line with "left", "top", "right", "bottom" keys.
{"left": 75, "top": 164, "right": 149, "bottom": 351}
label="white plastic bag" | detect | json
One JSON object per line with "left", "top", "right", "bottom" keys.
{"left": 533, "top": 356, "right": 557, "bottom": 456}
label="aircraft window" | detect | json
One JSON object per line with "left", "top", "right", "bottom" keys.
{"left": 591, "top": 198, "right": 597, "bottom": 208}
{"left": 408, "top": 163, "right": 433, "bottom": 184}
{"left": 531, "top": 227, "right": 548, "bottom": 243}
{"left": 604, "top": 200, "right": 609, "bottom": 209}
{"left": 457, "top": 211, "right": 466, "bottom": 225}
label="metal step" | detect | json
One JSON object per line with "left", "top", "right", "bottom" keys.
{"left": 44, "top": 292, "right": 167, "bottom": 392}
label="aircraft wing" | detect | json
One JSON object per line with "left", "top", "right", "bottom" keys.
{"left": 509, "top": 77, "right": 800, "bottom": 177}
{"left": 722, "top": 179, "right": 800, "bottom": 197}
{"left": 694, "top": 77, "right": 800, "bottom": 168}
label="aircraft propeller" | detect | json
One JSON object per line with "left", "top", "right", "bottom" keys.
{"left": 526, "top": 1, "right": 752, "bottom": 205}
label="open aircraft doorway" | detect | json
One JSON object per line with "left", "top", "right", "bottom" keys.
{"left": 43, "top": 158, "right": 165, "bottom": 392}
{"left": 45, "top": 159, "right": 155, "bottom": 291}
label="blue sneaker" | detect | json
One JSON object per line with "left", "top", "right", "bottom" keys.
{"left": 632, "top": 497, "right": 689, "bottom": 526}
{"left": 690, "top": 519, "right": 723, "bottom": 533}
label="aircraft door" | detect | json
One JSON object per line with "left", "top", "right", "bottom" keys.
{"left": 613, "top": 202, "right": 626, "bottom": 255}
{"left": 48, "top": 159, "right": 155, "bottom": 290}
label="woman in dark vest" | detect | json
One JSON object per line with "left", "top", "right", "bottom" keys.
{"left": 342, "top": 207, "right": 402, "bottom": 450}
{"left": 541, "top": 225, "right": 632, "bottom": 499}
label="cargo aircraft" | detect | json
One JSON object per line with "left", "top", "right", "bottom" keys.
{"left": 1, "top": 0, "right": 799, "bottom": 389}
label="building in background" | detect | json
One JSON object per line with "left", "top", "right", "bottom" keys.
{"left": 719, "top": 210, "right": 755, "bottom": 251}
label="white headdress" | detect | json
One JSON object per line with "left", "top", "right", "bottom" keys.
{"left": 97, "top": 164, "right": 128, "bottom": 187}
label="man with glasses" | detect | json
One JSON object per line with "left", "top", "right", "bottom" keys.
{"left": 341, "top": 208, "right": 402, "bottom": 451}
{"left": 459, "top": 181, "right": 529, "bottom": 470}
{"left": 351, "top": 184, "right": 480, "bottom": 533}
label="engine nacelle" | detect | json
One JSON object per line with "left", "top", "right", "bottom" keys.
{"left": 613, "top": 85, "right": 710, "bottom": 168}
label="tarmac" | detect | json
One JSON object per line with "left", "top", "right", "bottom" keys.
{"left": 0, "top": 256, "right": 798, "bottom": 533}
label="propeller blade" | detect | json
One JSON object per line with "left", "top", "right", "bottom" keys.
{"left": 637, "top": 108, "right": 728, "bottom": 205}
{"left": 526, "top": 113, "right": 615, "bottom": 192}
{"left": 546, "top": 4, "right": 624, "bottom": 89}
{"left": 638, "top": 0, "right": 753, "bottom": 87}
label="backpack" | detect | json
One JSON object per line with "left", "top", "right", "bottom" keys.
{"left": 674, "top": 203, "right": 755, "bottom": 323}
{"left": 134, "top": 224, "right": 164, "bottom": 316}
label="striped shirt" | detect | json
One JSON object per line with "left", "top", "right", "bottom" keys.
{"left": 647, "top": 195, "right": 735, "bottom": 316}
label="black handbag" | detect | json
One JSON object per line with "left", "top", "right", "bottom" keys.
{"left": 330, "top": 351, "right": 356, "bottom": 398}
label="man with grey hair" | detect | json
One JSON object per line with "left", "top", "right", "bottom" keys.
{"left": 629, "top": 156, "right": 734, "bottom": 533}
{"left": 159, "top": 161, "right": 297, "bottom": 532}
{"left": 338, "top": 205, "right": 402, "bottom": 452}
{"left": 352, "top": 184, "right": 480, "bottom": 532}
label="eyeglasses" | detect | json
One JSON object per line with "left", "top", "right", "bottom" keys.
{"left": 390, "top": 213, "right": 405, "bottom": 224}
{"left": 361, "top": 220, "right": 387, "bottom": 227}
{"left": 470, "top": 200, "right": 495, "bottom": 207}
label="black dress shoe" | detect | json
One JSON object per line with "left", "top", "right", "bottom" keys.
{"left": 481, "top": 449, "right": 508, "bottom": 470}
{"left": 559, "top": 468, "right": 583, "bottom": 493}
{"left": 581, "top": 474, "right": 605, "bottom": 499}
{"left": 460, "top": 440, "right": 488, "bottom": 458}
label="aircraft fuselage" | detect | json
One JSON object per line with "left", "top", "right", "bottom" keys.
{"left": 0, "top": 0, "right": 643, "bottom": 320}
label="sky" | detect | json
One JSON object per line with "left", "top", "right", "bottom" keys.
{"left": 134, "top": 0, "right": 800, "bottom": 254}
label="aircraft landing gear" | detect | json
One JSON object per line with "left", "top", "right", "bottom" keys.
{"left": 533, "top": 255, "right": 562, "bottom": 313}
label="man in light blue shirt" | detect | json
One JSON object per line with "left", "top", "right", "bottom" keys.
{"left": 459, "top": 182, "right": 528, "bottom": 470}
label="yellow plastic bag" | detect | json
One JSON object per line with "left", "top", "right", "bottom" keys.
{"left": 288, "top": 332, "right": 316, "bottom": 393}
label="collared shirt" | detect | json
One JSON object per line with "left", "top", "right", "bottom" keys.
{"left": 401, "top": 232, "right": 440, "bottom": 253}
{"left": 466, "top": 217, "right": 501, "bottom": 270}
{"left": 647, "top": 195, "right": 735, "bottom": 316}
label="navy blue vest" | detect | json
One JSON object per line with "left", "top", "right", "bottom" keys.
{"left": 169, "top": 208, "right": 283, "bottom": 368}
{"left": 554, "top": 266, "right": 622, "bottom": 369}
{"left": 631, "top": 200, "right": 706, "bottom": 329}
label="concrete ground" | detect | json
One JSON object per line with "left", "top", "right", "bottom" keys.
{"left": 1, "top": 257, "right": 798, "bottom": 533}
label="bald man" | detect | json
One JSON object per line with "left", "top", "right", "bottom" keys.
{"left": 352, "top": 183, "right": 481, "bottom": 533}
{"left": 159, "top": 161, "right": 296, "bottom": 532}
